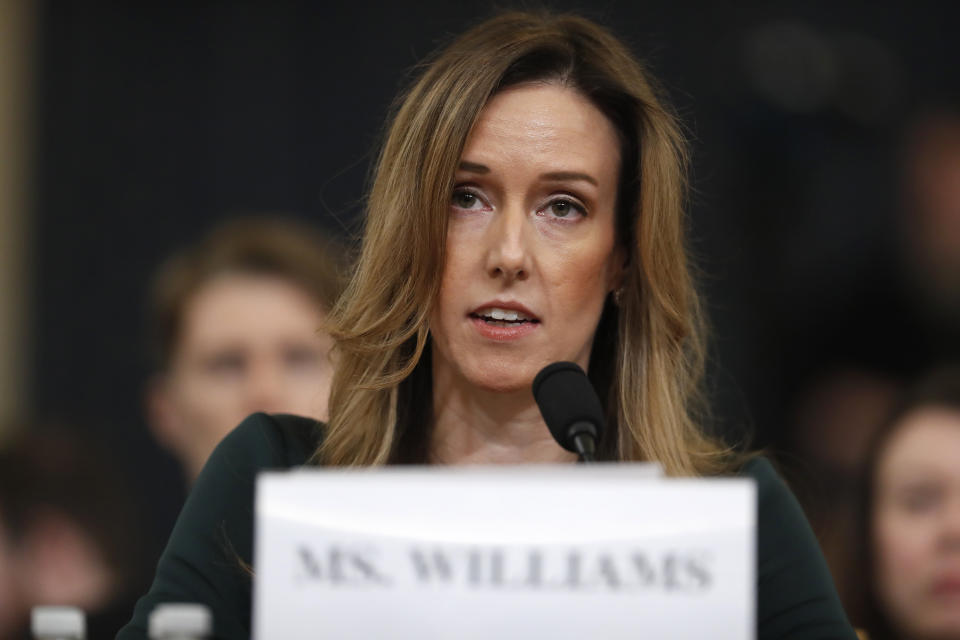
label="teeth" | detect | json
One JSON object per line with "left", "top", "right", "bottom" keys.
{"left": 476, "top": 307, "right": 532, "bottom": 321}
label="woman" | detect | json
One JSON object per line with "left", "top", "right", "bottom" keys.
{"left": 145, "top": 217, "right": 345, "bottom": 483}
{"left": 859, "top": 370, "right": 960, "bottom": 640}
{"left": 119, "top": 11, "right": 856, "bottom": 639}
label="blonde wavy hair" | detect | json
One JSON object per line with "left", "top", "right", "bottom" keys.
{"left": 318, "top": 10, "right": 738, "bottom": 475}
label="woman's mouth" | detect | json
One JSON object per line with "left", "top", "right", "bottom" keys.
{"left": 931, "top": 574, "right": 960, "bottom": 598}
{"left": 470, "top": 306, "right": 540, "bottom": 327}
{"left": 468, "top": 305, "right": 541, "bottom": 340}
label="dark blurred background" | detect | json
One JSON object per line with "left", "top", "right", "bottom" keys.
{"left": 2, "top": 0, "right": 959, "bottom": 632}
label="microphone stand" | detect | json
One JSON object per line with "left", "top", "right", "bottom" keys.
{"left": 568, "top": 422, "right": 598, "bottom": 464}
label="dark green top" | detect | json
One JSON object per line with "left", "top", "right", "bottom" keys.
{"left": 118, "top": 413, "right": 857, "bottom": 639}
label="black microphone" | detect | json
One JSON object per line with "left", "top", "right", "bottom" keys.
{"left": 532, "top": 361, "right": 606, "bottom": 463}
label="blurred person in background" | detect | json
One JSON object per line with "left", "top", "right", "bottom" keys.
{"left": 0, "top": 427, "right": 140, "bottom": 638}
{"left": 787, "top": 104, "right": 960, "bottom": 619}
{"left": 789, "top": 369, "right": 901, "bottom": 618}
{"left": 145, "top": 217, "right": 346, "bottom": 482}
{"left": 859, "top": 368, "right": 960, "bottom": 640}
{"left": 901, "top": 108, "right": 960, "bottom": 341}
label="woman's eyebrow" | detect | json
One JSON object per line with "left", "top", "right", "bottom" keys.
{"left": 541, "top": 171, "right": 598, "bottom": 186}
{"left": 457, "top": 162, "right": 599, "bottom": 187}
{"left": 458, "top": 161, "right": 489, "bottom": 174}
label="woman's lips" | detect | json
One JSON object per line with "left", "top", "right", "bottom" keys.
{"left": 470, "top": 301, "right": 539, "bottom": 321}
{"left": 931, "top": 574, "right": 960, "bottom": 598}
{"left": 469, "top": 314, "right": 540, "bottom": 340}
{"left": 468, "top": 301, "right": 541, "bottom": 340}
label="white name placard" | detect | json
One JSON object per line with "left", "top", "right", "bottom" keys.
{"left": 254, "top": 464, "right": 754, "bottom": 639}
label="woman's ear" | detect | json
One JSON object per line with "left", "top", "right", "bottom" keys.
{"left": 145, "top": 375, "right": 184, "bottom": 453}
{"left": 607, "top": 245, "right": 629, "bottom": 294}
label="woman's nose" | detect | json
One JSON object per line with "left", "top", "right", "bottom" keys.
{"left": 244, "top": 360, "right": 285, "bottom": 413}
{"left": 941, "top": 494, "right": 960, "bottom": 549}
{"left": 484, "top": 204, "right": 530, "bottom": 282}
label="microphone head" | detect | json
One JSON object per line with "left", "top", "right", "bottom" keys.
{"left": 532, "top": 361, "right": 606, "bottom": 453}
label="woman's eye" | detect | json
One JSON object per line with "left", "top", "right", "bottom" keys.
{"left": 542, "top": 198, "right": 586, "bottom": 220}
{"left": 899, "top": 486, "right": 943, "bottom": 514}
{"left": 284, "top": 346, "right": 323, "bottom": 372}
{"left": 204, "top": 352, "right": 246, "bottom": 377}
{"left": 451, "top": 189, "right": 484, "bottom": 210}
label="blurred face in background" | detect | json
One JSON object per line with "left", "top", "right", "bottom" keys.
{"left": 873, "top": 407, "right": 960, "bottom": 640}
{"left": 148, "top": 272, "right": 333, "bottom": 481}
{"left": 903, "top": 113, "right": 960, "bottom": 320}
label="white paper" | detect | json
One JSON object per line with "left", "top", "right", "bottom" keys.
{"left": 254, "top": 464, "right": 754, "bottom": 639}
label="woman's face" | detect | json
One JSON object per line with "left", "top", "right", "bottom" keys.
{"left": 873, "top": 407, "right": 960, "bottom": 640}
{"left": 150, "top": 273, "right": 333, "bottom": 480}
{"left": 430, "top": 83, "right": 624, "bottom": 393}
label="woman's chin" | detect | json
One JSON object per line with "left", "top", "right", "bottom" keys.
{"left": 459, "top": 363, "right": 539, "bottom": 395}
{"left": 433, "top": 348, "right": 553, "bottom": 396}
{"left": 472, "top": 375, "right": 531, "bottom": 394}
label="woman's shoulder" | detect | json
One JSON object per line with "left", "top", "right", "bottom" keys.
{"left": 736, "top": 454, "right": 858, "bottom": 639}
{"left": 735, "top": 454, "right": 813, "bottom": 511}
{"left": 116, "top": 414, "right": 324, "bottom": 639}
{"left": 734, "top": 454, "right": 818, "bottom": 555}
{"left": 210, "top": 412, "right": 323, "bottom": 472}
{"left": 736, "top": 455, "right": 782, "bottom": 496}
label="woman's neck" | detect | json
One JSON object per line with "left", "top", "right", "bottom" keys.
{"left": 429, "top": 365, "right": 577, "bottom": 465}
